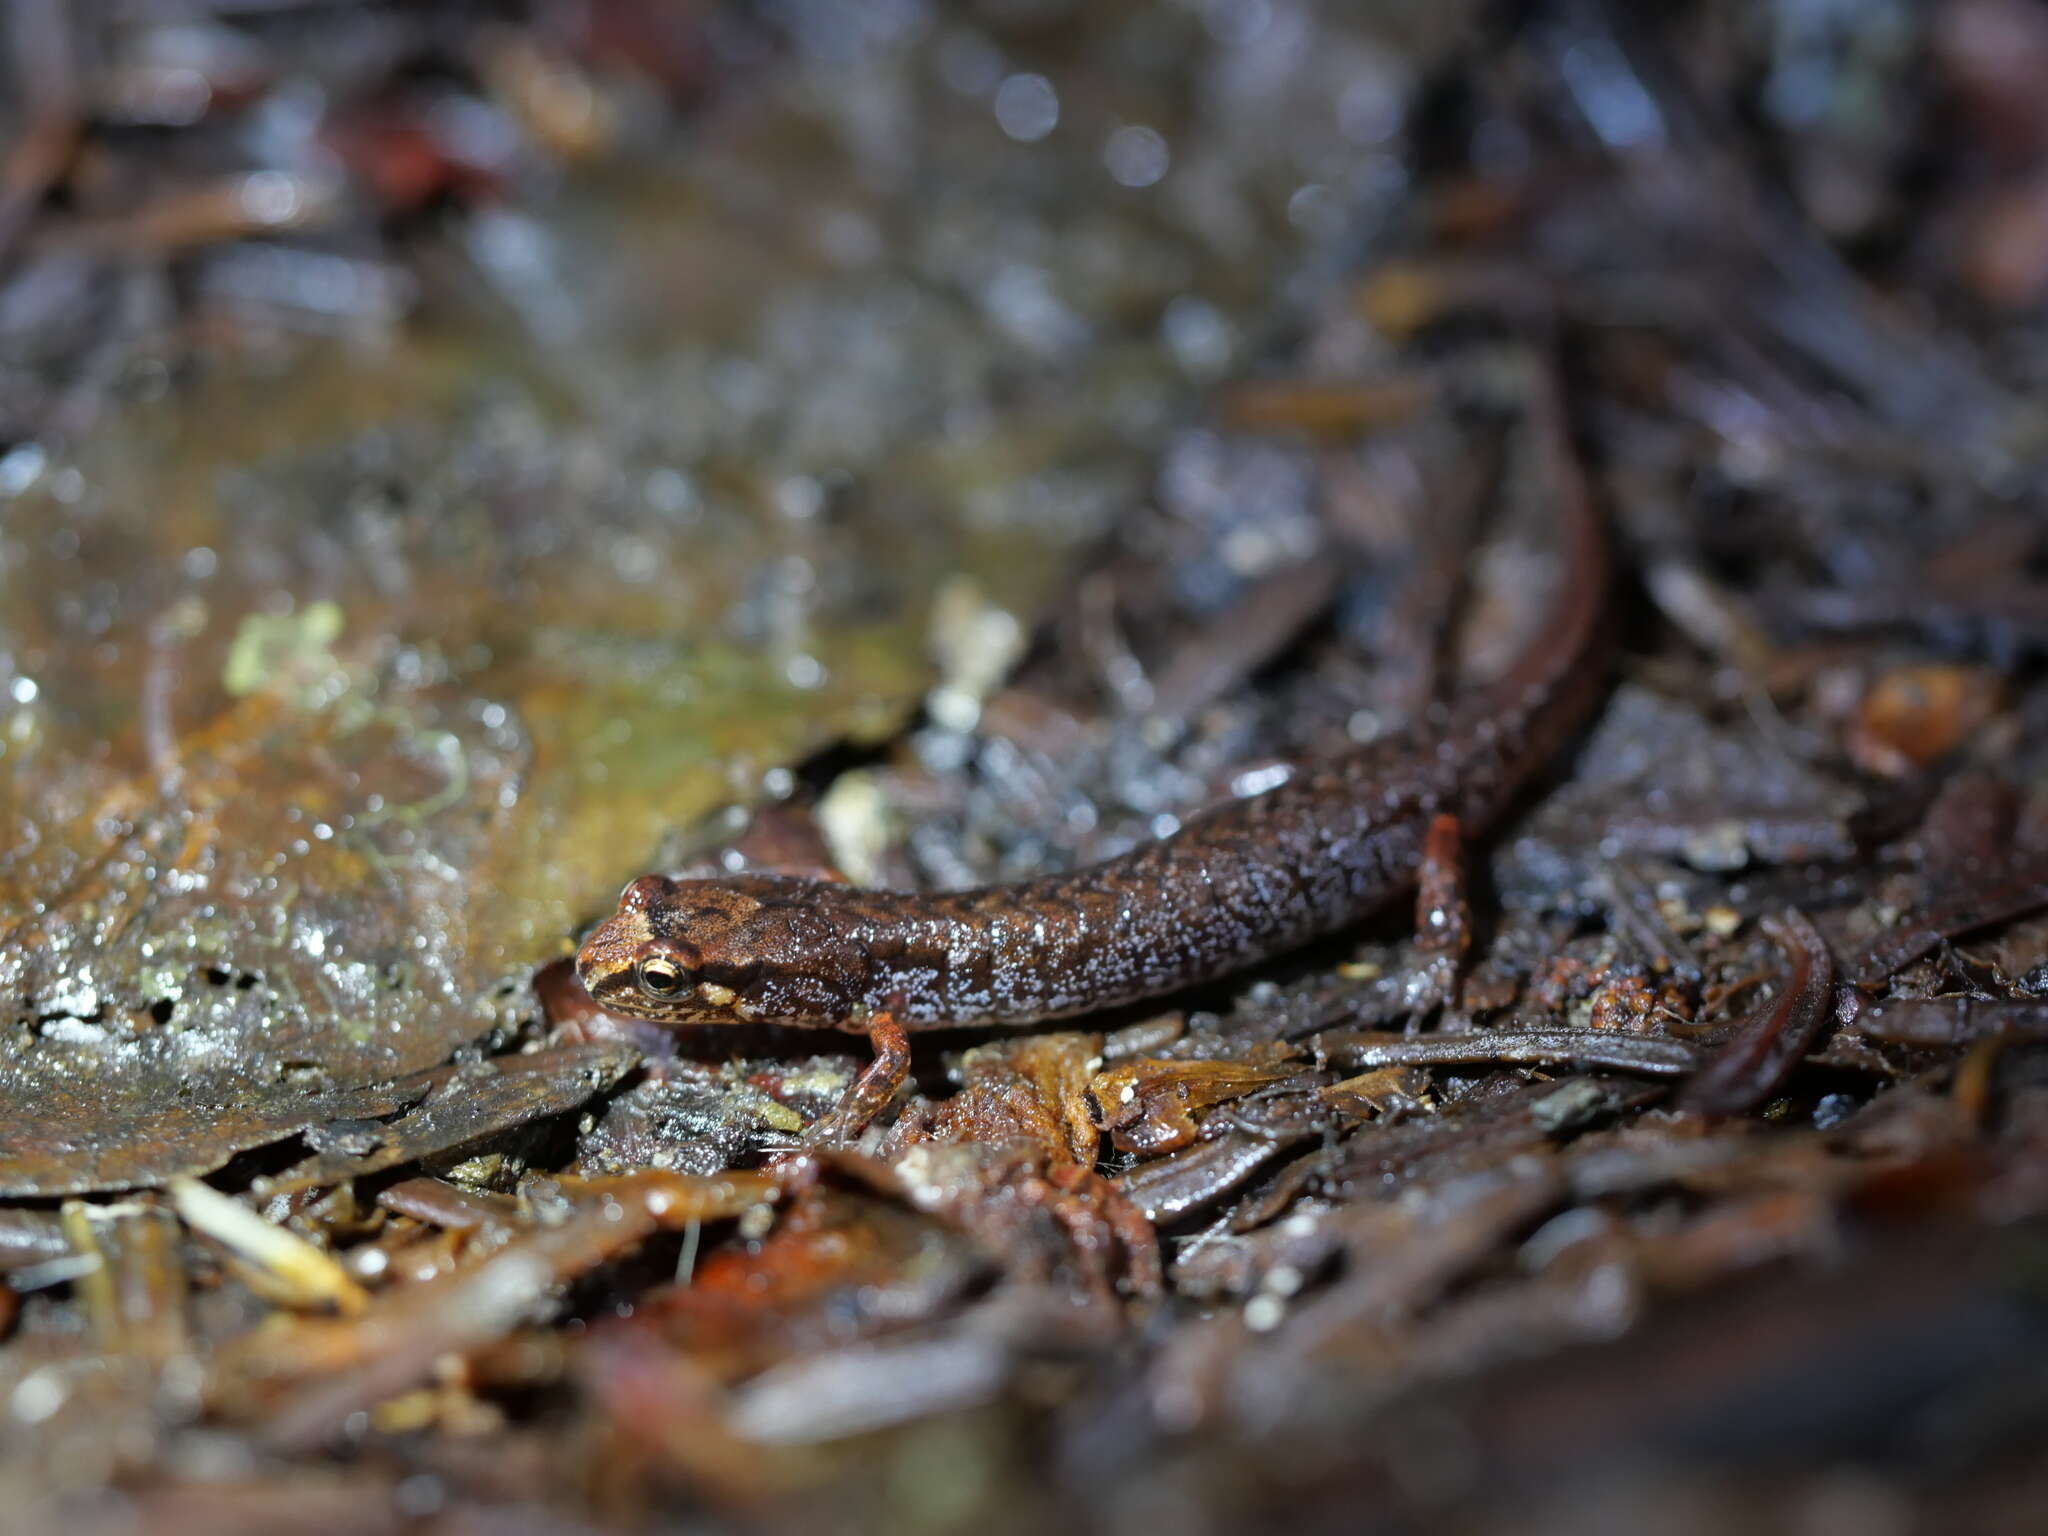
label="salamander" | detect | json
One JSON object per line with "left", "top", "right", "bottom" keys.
{"left": 575, "top": 370, "right": 1611, "bottom": 1132}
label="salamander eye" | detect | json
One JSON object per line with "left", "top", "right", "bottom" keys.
{"left": 636, "top": 958, "right": 686, "bottom": 998}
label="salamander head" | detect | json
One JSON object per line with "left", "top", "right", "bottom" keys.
{"left": 574, "top": 874, "right": 864, "bottom": 1028}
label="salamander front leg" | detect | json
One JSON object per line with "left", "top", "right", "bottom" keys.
{"left": 800, "top": 1010, "right": 912, "bottom": 1149}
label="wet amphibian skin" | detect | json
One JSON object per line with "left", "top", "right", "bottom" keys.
{"left": 577, "top": 374, "right": 1611, "bottom": 1135}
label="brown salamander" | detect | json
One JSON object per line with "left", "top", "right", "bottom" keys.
{"left": 576, "top": 373, "right": 1611, "bottom": 1121}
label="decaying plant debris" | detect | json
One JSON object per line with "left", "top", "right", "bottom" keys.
{"left": 4, "top": 1, "right": 2048, "bottom": 1532}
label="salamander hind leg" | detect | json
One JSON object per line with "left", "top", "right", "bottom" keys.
{"left": 1408, "top": 812, "right": 1471, "bottom": 1023}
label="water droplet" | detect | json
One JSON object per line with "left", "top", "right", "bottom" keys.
{"left": 993, "top": 73, "right": 1058, "bottom": 142}
{"left": 1105, "top": 125, "right": 1169, "bottom": 188}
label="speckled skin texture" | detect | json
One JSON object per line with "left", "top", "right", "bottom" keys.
{"left": 577, "top": 411, "right": 1609, "bottom": 1034}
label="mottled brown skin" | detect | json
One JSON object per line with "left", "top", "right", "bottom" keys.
{"left": 577, "top": 408, "right": 1610, "bottom": 1040}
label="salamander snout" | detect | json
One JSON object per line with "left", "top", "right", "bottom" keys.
{"left": 574, "top": 871, "right": 872, "bottom": 1029}
{"left": 573, "top": 875, "right": 767, "bottom": 1024}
